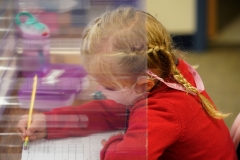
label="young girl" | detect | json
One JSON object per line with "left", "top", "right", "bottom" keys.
{"left": 17, "top": 7, "right": 237, "bottom": 160}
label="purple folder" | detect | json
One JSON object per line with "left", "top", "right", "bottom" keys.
{"left": 18, "top": 64, "right": 88, "bottom": 111}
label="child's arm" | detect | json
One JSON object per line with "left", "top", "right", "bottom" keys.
{"left": 100, "top": 102, "right": 148, "bottom": 160}
{"left": 44, "top": 99, "right": 127, "bottom": 139}
{"left": 100, "top": 100, "right": 181, "bottom": 160}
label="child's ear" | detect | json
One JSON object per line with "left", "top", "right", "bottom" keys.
{"left": 134, "top": 79, "right": 155, "bottom": 93}
{"left": 147, "top": 79, "right": 155, "bottom": 91}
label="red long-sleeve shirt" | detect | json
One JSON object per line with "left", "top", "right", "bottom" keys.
{"left": 44, "top": 59, "right": 237, "bottom": 160}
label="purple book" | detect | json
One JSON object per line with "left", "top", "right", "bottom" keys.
{"left": 18, "top": 64, "right": 88, "bottom": 111}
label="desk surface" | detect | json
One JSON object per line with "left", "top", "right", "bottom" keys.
{"left": 0, "top": 105, "right": 26, "bottom": 160}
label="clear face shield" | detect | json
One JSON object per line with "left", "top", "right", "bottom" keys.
{"left": 3, "top": 2, "right": 149, "bottom": 160}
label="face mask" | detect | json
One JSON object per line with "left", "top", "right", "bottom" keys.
{"left": 147, "top": 62, "right": 204, "bottom": 95}
{"left": 99, "top": 77, "right": 148, "bottom": 106}
{"left": 100, "top": 62, "right": 203, "bottom": 105}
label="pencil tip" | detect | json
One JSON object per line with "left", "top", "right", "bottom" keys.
{"left": 23, "top": 141, "right": 28, "bottom": 150}
{"left": 24, "top": 145, "right": 27, "bottom": 150}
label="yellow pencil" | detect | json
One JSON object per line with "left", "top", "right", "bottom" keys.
{"left": 23, "top": 75, "right": 38, "bottom": 150}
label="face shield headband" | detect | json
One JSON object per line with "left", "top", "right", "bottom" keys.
{"left": 146, "top": 62, "right": 204, "bottom": 95}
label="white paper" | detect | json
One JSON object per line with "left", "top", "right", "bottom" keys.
{"left": 22, "top": 131, "right": 122, "bottom": 160}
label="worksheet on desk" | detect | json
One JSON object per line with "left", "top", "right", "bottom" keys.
{"left": 21, "top": 131, "right": 121, "bottom": 160}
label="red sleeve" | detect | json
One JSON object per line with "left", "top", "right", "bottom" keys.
{"left": 100, "top": 102, "right": 147, "bottom": 160}
{"left": 43, "top": 99, "right": 127, "bottom": 139}
{"left": 99, "top": 100, "right": 181, "bottom": 160}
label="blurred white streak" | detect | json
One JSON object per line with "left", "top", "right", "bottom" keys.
{"left": 0, "top": 29, "right": 14, "bottom": 32}
{"left": 0, "top": 57, "right": 18, "bottom": 60}
{"left": 0, "top": 96, "right": 21, "bottom": 105}
{"left": 0, "top": 133, "right": 19, "bottom": 136}
{"left": 192, "top": 64, "right": 199, "bottom": 69}
{"left": 0, "top": 144, "right": 23, "bottom": 147}
{"left": 0, "top": 66, "right": 17, "bottom": 70}
{"left": 17, "top": 47, "right": 80, "bottom": 55}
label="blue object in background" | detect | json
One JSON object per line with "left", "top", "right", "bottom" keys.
{"left": 113, "top": 0, "right": 138, "bottom": 8}
{"left": 71, "top": 9, "right": 88, "bottom": 27}
{"left": 172, "top": 0, "right": 207, "bottom": 52}
{"left": 71, "top": 0, "right": 90, "bottom": 27}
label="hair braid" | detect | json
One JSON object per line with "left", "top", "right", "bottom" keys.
{"left": 171, "top": 62, "right": 230, "bottom": 119}
{"left": 147, "top": 45, "right": 173, "bottom": 78}
{"left": 147, "top": 45, "right": 162, "bottom": 65}
{"left": 147, "top": 44, "right": 229, "bottom": 119}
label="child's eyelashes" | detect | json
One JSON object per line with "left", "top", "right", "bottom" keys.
{"left": 104, "top": 87, "right": 116, "bottom": 91}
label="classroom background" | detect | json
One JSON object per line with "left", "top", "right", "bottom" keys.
{"left": 0, "top": 0, "right": 240, "bottom": 134}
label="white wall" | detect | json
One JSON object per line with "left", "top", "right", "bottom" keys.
{"left": 146, "top": 0, "right": 197, "bottom": 35}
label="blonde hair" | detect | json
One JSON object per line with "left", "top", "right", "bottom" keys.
{"left": 80, "top": 7, "right": 229, "bottom": 119}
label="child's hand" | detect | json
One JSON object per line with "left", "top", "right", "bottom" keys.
{"left": 17, "top": 113, "right": 47, "bottom": 141}
{"left": 101, "top": 132, "right": 124, "bottom": 146}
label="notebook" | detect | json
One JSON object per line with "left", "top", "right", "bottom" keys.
{"left": 22, "top": 131, "right": 123, "bottom": 160}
